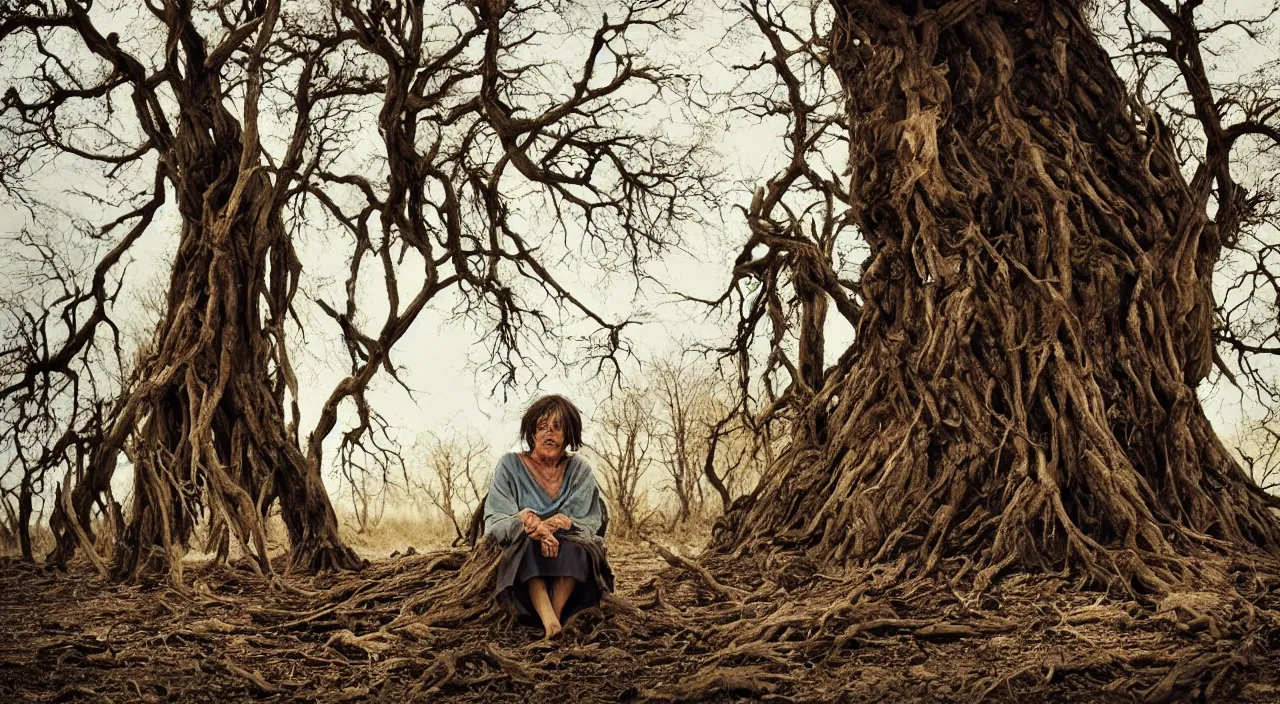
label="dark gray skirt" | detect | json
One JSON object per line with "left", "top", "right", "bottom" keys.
{"left": 494, "top": 531, "right": 615, "bottom": 625}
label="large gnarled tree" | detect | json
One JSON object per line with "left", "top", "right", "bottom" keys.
{"left": 0, "top": 0, "right": 708, "bottom": 578}
{"left": 715, "top": 0, "right": 1280, "bottom": 592}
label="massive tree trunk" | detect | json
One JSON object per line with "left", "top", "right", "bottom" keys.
{"left": 46, "top": 14, "right": 361, "bottom": 577}
{"left": 717, "top": 0, "right": 1280, "bottom": 590}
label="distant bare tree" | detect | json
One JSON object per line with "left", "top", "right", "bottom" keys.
{"left": 344, "top": 467, "right": 389, "bottom": 537}
{"left": 640, "top": 347, "right": 782, "bottom": 517}
{"left": 1235, "top": 420, "right": 1280, "bottom": 494}
{"left": 413, "top": 431, "right": 490, "bottom": 546}
{"left": 589, "top": 389, "right": 655, "bottom": 537}
{"left": 652, "top": 357, "right": 713, "bottom": 524}
{"left": 337, "top": 412, "right": 407, "bottom": 537}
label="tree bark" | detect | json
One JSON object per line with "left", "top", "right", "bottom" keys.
{"left": 17, "top": 475, "right": 33, "bottom": 563}
{"left": 716, "top": 0, "right": 1280, "bottom": 590}
{"left": 703, "top": 437, "right": 732, "bottom": 514}
{"left": 46, "top": 6, "right": 361, "bottom": 576}
{"left": 276, "top": 444, "right": 365, "bottom": 572}
{"left": 796, "top": 271, "right": 828, "bottom": 397}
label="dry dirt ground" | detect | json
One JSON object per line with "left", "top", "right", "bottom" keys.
{"left": 3, "top": 542, "right": 1280, "bottom": 703}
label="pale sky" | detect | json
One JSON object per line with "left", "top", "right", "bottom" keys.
{"left": 0, "top": 1, "right": 857, "bottom": 509}
{"left": 2, "top": 0, "right": 1277, "bottom": 517}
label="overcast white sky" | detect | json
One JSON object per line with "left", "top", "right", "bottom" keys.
{"left": 0, "top": 0, "right": 859, "bottom": 507}
{"left": 2, "top": 0, "right": 1278, "bottom": 513}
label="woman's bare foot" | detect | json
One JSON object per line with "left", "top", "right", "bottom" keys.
{"left": 542, "top": 619, "right": 562, "bottom": 639}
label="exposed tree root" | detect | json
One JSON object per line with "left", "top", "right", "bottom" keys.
{"left": 645, "top": 538, "right": 750, "bottom": 603}
{"left": 221, "top": 660, "right": 285, "bottom": 694}
{"left": 285, "top": 543, "right": 368, "bottom": 576}
{"left": 8, "top": 546, "right": 1280, "bottom": 702}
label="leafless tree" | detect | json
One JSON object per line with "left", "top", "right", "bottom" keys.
{"left": 1092, "top": 1, "right": 1280, "bottom": 397}
{"left": 650, "top": 353, "right": 764, "bottom": 519}
{"left": 588, "top": 387, "right": 654, "bottom": 537}
{"left": 413, "top": 431, "right": 490, "bottom": 546}
{"left": 1093, "top": 0, "right": 1280, "bottom": 486}
{"left": 0, "top": 0, "right": 712, "bottom": 578}
{"left": 712, "top": 0, "right": 1280, "bottom": 591}
{"left": 343, "top": 464, "right": 389, "bottom": 536}
{"left": 0, "top": 227, "right": 120, "bottom": 566}
{"left": 1235, "top": 423, "right": 1280, "bottom": 495}
{"left": 651, "top": 357, "right": 713, "bottom": 524}
{"left": 699, "top": 392, "right": 765, "bottom": 513}
{"left": 692, "top": 0, "right": 860, "bottom": 448}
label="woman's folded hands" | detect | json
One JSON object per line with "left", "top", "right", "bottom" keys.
{"left": 534, "top": 529, "right": 559, "bottom": 557}
{"left": 543, "top": 513, "right": 573, "bottom": 531}
{"left": 518, "top": 508, "right": 541, "bottom": 533}
{"left": 518, "top": 509, "right": 574, "bottom": 557}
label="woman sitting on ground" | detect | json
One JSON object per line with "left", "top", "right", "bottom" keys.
{"left": 483, "top": 394, "right": 614, "bottom": 638}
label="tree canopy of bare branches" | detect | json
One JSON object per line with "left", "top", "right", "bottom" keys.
{"left": 691, "top": 0, "right": 861, "bottom": 445}
{"left": 0, "top": 0, "right": 713, "bottom": 577}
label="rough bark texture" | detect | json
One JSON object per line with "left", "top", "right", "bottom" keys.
{"left": 715, "top": 0, "right": 1280, "bottom": 591}
{"left": 17, "top": 477, "right": 33, "bottom": 563}
{"left": 44, "top": 0, "right": 361, "bottom": 577}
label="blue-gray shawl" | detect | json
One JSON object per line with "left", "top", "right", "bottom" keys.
{"left": 482, "top": 452, "right": 605, "bottom": 546}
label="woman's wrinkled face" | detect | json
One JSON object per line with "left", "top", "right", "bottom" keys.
{"left": 533, "top": 412, "right": 565, "bottom": 457}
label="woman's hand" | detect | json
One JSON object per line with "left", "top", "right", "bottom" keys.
{"left": 518, "top": 508, "right": 541, "bottom": 533}
{"left": 539, "top": 533, "right": 560, "bottom": 558}
{"left": 544, "top": 514, "right": 573, "bottom": 532}
{"left": 528, "top": 521, "right": 556, "bottom": 542}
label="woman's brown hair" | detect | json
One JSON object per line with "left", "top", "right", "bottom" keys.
{"left": 520, "top": 394, "right": 583, "bottom": 453}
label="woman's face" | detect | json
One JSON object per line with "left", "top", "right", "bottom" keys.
{"left": 533, "top": 411, "right": 565, "bottom": 458}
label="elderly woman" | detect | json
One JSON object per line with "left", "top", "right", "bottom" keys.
{"left": 483, "top": 395, "right": 614, "bottom": 638}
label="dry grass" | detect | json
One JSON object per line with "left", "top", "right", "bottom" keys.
{"left": 0, "top": 522, "right": 59, "bottom": 561}
{"left": 0, "top": 500, "right": 725, "bottom": 565}
{"left": 338, "top": 513, "right": 460, "bottom": 558}
{"left": 0, "top": 507, "right": 464, "bottom": 563}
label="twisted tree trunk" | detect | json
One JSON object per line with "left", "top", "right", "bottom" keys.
{"left": 52, "top": 140, "right": 359, "bottom": 578}
{"left": 17, "top": 475, "right": 33, "bottom": 562}
{"left": 46, "top": 5, "right": 361, "bottom": 577}
{"left": 717, "top": 0, "right": 1280, "bottom": 590}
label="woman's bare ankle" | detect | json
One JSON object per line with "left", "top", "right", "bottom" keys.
{"left": 542, "top": 619, "right": 562, "bottom": 639}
